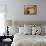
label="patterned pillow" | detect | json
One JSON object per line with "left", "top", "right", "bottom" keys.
{"left": 32, "top": 26, "right": 41, "bottom": 35}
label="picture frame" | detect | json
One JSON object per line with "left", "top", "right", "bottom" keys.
{"left": 24, "top": 5, "right": 37, "bottom": 15}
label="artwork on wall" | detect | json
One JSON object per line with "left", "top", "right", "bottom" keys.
{"left": 24, "top": 5, "right": 37, "bottom": 15}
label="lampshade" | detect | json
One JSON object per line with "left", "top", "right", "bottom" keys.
{"left": 6, "top": 20, "right": 12, "bottom": 26}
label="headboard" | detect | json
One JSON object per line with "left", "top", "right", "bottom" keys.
{"left": 15, "top": 21, "right": 46, "bottom": 27}
{"left": 6, "top": 20, "right": 46, "bottom": 27}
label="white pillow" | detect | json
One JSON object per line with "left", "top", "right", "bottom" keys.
{"left": 32, "top": 26, "right": 41, "bottom": 35}
{"left": 24, "top": 27, "right": 32, "bottom": 35}
{"left": 19, "top": 27, "right": 25, "bottom": 34}
{"left": 42, "top": 25, "right": 46, "bottom": 28}
{"left": 19, "top": 27, "right": 32, "bottom": 35}
{"left": 24, "top": 24, "right": 32, "bottom": 35}
{"left": 41, "top": 26, "right": 45, "bottom": 35}
{"left": 42, "top": 25, "right": 46, "bottom": 34}
{"left": 24, "top": 24, "right": 32, "bottom": 29}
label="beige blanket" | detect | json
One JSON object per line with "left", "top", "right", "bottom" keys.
{"left": 11, "top": 33, "right": 46, "bottom": 46}
{"left": 16, "top": 41, "right": 46, "bottom": 46}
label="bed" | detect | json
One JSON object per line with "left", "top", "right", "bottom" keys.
{"left": 11, "top": 33, "right": 46, "bottom": 46}
{"left": 11, "top": 21, "right": 46, "bottom": 46}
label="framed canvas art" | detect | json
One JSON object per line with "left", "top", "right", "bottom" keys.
{"left": 24, "top": 5, "right": 37, "bottom": 15}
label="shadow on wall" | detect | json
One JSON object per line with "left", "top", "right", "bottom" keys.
{"left": 5, "top": 20, "right": 46, "bottom": 27}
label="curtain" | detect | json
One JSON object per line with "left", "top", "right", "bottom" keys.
{"left": 0, "top": 5, "right": 5, "bottom": 36}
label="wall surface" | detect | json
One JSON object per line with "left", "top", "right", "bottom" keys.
{"left": 14, "top": 0, "right": 46, "bottom": 22}
{"left": 0, "top": 0, "right": 46, "bottom": 22}
{"left": 0, "top": 0, "right": 46, "bottom": 35}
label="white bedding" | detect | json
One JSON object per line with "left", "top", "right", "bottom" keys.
{"left": 11, "top": 33, "right": 46, "bottom": 46}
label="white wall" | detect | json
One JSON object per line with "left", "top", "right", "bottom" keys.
{"left": 14, "top": 0, "right": 46, "bottom": 21}
{"left": 0, "top": 0, "right": 46, "bottom": 22}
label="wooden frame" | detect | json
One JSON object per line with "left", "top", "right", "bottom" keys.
{"left": 24, "top": 5, "right": 37, "bottom": 15}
